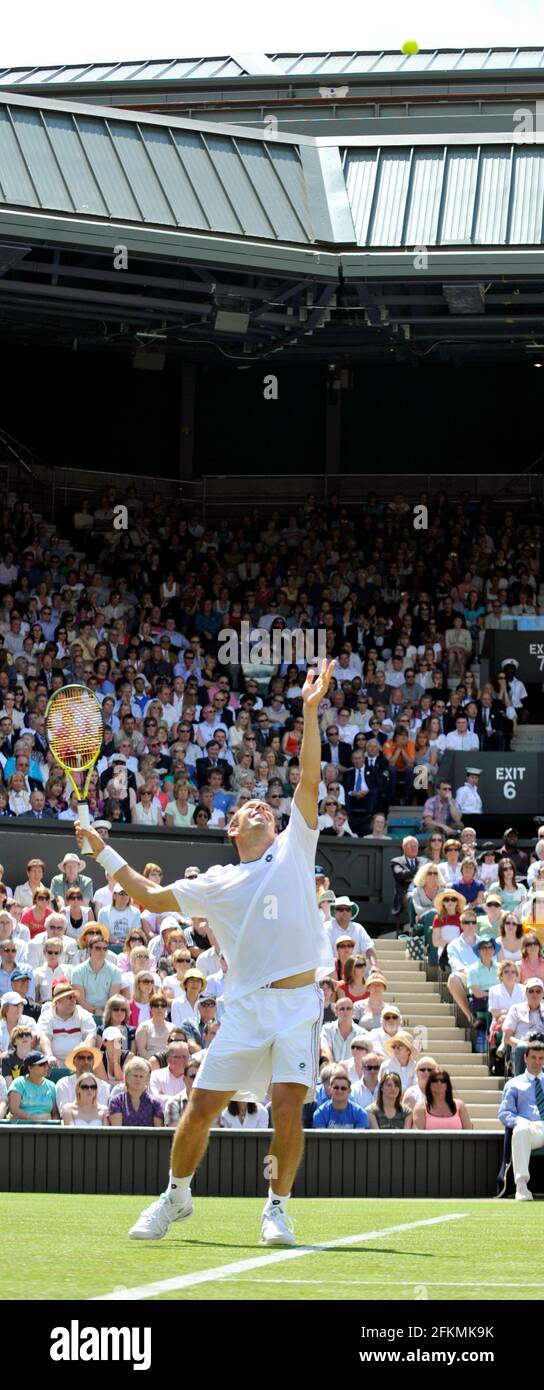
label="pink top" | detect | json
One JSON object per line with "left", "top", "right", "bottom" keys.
{"left": 424, "top": 1105, "right": 463, "bottom": 1130}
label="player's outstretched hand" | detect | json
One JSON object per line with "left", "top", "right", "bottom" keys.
{"left": 74, "top": 819, "right": 105, "bottom": 859}
{"left": 301, "top": 657, "right": 336, "bottom": 709}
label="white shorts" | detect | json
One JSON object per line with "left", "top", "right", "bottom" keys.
{"left": 193, "top": 983, "right": 323, "bottom": 1101}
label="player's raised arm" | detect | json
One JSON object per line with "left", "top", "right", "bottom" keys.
{"left": 293, "top": 658, "right": 336, "bottom": 828}
{"left": 73, "top": 821, "right": 180, "bottom": 912}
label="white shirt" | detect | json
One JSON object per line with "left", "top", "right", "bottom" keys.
{"left": 438, "top": 859, "right": 460, "bottom": 886}
{"left": 27, "top": 933, "right": 78, "bottom": 968}
{"left": 320, "top": 1020, "right": 366, "bottom": 1061}
{"left": 445, "top": 731, "right": 480, "bottom": 751}
{"left": 93, "top": 884, "right": 114, "bottom": 914}
{"left": 508, "top": 676, "right": 528, "bottom": 709}
{"left": 38, "top": 1005, "right": 96, "bottom": 1061}
{"left": 220, "top": 1103, "right": 269, "bottom": 1129}
{"left": 325, "top": 919, "right": 374, "bottom": 957}
{"left": 56, "top": 1073, "right": 110, "bottom": 1112}
{"left": 170, "top": 995, "right": 200, "bottom": 1028}
{"left": 379, "top": 1056, "right": 417, "bottom": 1090}
{"left": 455, "top": 784, "right": 483, "bottom": 815}
{"left": 488, "top": 982, "right": 525, "bottom": 1014}
{"left": 171, "top": 802, "right": 334, "bottom": 1003}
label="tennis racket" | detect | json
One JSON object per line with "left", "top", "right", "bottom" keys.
{"left": 45, "top": 684, "right": 104, "bottom": 853}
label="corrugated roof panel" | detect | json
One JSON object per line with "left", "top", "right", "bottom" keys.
{"left": 511, "top": 49, "right": 544, "bottom": 68}
{"left": 9, "top": 107, "right": 75, "bottom": 209}
{"left": 335, "top": 54, "right": 379, "bottom": 73}
{"left": 236, "top": 138, "right": 311, "bottom": 240}
{"left": 455, "top": 51, "right": 493, "bottom": 69}
{"left": 440, "top": 149, "right": 479, "bottom": 243}
{"left": 509, "top": 149, "right": 544, "bottom": 243}
{"left": 427, "top": 51, "right": 465, "bottom": 71}
{"left": 71, "top": 64, "right": 122, "bottom": 83}
{"left": 474, "top": 148, "right": 511, "bottom": 242}
{"left": 45, "top": 67, "right": 94, "bottom": 85}
{"left": 101, "top": 62, "right": 148, "bottom": 82}
{"left": 403, "top": 149, "right": 444, "bottom": 245}
{"left": 198, "top": 133, "right": 277, "bottom": 237}
{"left": 344, "top": 151, "right": 379, "bottom": 244}
{"left": 136, "top": 125, "right": 212, "bottom": 230}
{"left": 371, "top": 54, "right": 407, "bottom": 73}
{"left": 483, "top": 50, "right": 519, "bottom": 69}
{"left": 107, "top": 119, "right": 179, "bottom": 223}
{"left": 0, "top": 107, "right": 37, "bottom": 203}
{"left": 15, "top": 67, "right": 60, "bottom": 85}
{"left": 369, "top": 150, "right": 411, "bottom": 245}
{"left": 169, "top": 129, "right": 243, "bottom": 234}
{"left": 40, "top": 111, "right": 110, "bottom": 213}
{"left": 73, "top": 113, "right": 145, "bottom": 219}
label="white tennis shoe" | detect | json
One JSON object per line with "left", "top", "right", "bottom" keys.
{"left": 128, "top": 1191, "right": 193, "bottom": 1239}
{"left": 260, "top": 1203, "right": 296, "bottom": 1247}
{"left": 515, "top": 1183, "right": 533, "bottom": 1201}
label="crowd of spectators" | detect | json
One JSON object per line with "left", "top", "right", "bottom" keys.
{"left": 0, "top": 486, "right": 543, "bottom": 1181}
{"left": 0, "top": 486, "right": 540, "bottom": 841}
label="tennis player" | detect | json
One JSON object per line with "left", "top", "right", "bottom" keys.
{"left": 74, "top": 658, "right": 336, "bottom": 1247}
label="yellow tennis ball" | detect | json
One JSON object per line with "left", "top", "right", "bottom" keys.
{"left": 402, "top": 40, "right": 419, "bottom": 54}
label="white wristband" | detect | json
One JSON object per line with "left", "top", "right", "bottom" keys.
{"left": 96, "top": 847, "right": 128, "bottom": 877}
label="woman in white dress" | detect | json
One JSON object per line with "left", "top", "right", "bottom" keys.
{"left": 61, "top": 1072, "right": 109, "bottom": 1127}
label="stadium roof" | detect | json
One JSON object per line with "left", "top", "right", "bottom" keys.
{"left": 2, "top": 93, "right": 544, "bottom": 263}
{"left": 2, "top": 91, "right": 544, "bottom": 363}
{"left": 3, "top": 49, "right": 544, "bottom": 90}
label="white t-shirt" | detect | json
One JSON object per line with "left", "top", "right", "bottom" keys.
{"left": 171, "top": 802, "right": 334, "bottom": 1004}
{"left": 93, "top": 884, "right": 114, "bottom": 914}
{"left": 488, "top": 982, "right": 525, "bottom": 1013}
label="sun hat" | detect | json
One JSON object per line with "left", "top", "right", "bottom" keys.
{"left": 365, "top": 972, "right": 388, "bottom": 989}
{"left": 1, "top": 991, "right": 24, "bottom": 1006}
{"left": 52, "top": 982, "right": 77, "bottom": 1002}
{"left": 78, "top": 922, "right": 110, "bottom": 946}
{"left": 330, "top": 895, "right": 360, "bottom": 920}
{"left": 101, "top": 1026, "right": 124, "bottom": 1042}
{"left": 65, "top": 1041, "right": 104, "bottom": 1071}
{"left": 58, "top": 851, "right": 86, "bottom": 872}
{"left": 434, "top": 889, "right": 467, "bottom": 916}
{"left": 181, "top": 969, "right": 207, "bottom": 991}
{"left": 384, "top": 1030, "right": 417, "bottom": 1058}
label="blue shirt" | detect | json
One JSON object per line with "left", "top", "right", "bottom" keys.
{"left": 313, "top": 1099, "right": 369, "bottom": 1130}
{"left": 452, "top": 878, "right": 485, "bottom": 904}
{"left": 498, "top": 1069, "right": 544, "bottom": 1128}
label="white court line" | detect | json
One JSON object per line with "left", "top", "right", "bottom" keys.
{"left": 223, "top": 1279, "right": 543, "bottom": 1288}
{"left": 92, "top": 1212, "right": 466, "bottom": 1301}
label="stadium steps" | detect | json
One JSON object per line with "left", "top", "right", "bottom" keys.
{"left": 512, "top": 725, "right": 544, "bottom": 751}
{"left": 370, "top": 938, "right": 504, "bottom": 1130}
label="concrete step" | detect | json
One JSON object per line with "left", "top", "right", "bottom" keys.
{"left": 472, "top": 1120, "right": 503, "bottom": 1131}
{"left": 463, "top": 1104, "right": 501, "bottom": 1116}
{"left": 453, "top": 1090, "right": 502, "bottom": 1103}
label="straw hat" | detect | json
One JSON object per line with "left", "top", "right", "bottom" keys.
{"left": 384, "top": 1030, "right": 417, "bottom": 1059}
{"left": 434, "top": 889, "right": 467, "bottom": 916}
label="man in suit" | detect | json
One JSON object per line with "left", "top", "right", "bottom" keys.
{"left": 475, "top": 691, "right": 512, "bottom": 752}
{"left": 195, "top": 738, "right": 232, "bottom": 790}
{"left": 343, "top": 748, "right": 373, "bottom": 836}
{"left": 361, "top": 738, "right": 391, "bottom": 813}
{"left": 321, "top": 725, "right": 353, "bottom": 770}
{"left": 390, "top": 836, "right": 424, "bottom": 917}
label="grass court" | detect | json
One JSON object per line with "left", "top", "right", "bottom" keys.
{"left": 1, "top": 1194, "right": 542, "bottom": 1301}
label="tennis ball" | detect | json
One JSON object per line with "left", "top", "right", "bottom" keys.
{"left": 402, "top": 40, "right": 419, "bottom": 55}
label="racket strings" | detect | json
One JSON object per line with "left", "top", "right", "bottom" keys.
{"left": 46, "top": 687, "right": 103, "bottom": 771}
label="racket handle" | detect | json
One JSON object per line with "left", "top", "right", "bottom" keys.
{"left": 77, "top": 802, "right": 93, "bottom": 855}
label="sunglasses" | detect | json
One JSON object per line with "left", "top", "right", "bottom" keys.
{"left": 151, "top": 1003, "right": 167, "bottom": 1009}
{"left": 331, "top": 1085, "right": 349, "bottom": 1093}
{"left": 383, "top": 1014, "right": 399, "bottom": 1021}
{"left": 36, "top": 894, "right": 50, "bottom": 900}
{"left": 68, "top": 894, "right": 83, "bottom": 900}
{"left": 17, "top": 1032, "right": 33, "bottom": 1039}
{"left": 364, "top": 1064, "right": 380, "bottom": 1071}
{"left": 79, "top": 1084, "right": 97, "bottom": 1092}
